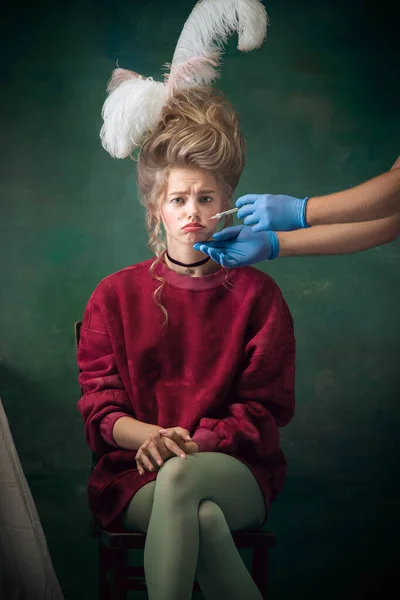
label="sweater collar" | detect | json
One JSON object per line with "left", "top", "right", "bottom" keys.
{"left": 153, "top": 256, "right": 238, "bottom": 290}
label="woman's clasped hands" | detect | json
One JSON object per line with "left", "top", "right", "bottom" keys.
{"left": 135, "top": 426, "right": 199, "bottom": 475}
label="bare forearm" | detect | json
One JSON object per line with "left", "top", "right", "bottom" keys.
{"left": 112, "top": 417, "right": 200, "bottom": 453}
{"left": 278, "top": 215, "right": 400, "bottom": 256}
{"left": 306, "top": 158, "right": 400, "bottom": 225}
{"left": 112, "top": 416, "right": 161, "bottom": 450}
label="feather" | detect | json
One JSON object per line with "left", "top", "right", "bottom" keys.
{"left": 164, "top": 55, "right": 219, "bottom": 94}
{"left": 106, "top": 68, "right": 146, "bottom": 94}
{"left": 167, "top": 0, "right": 268, "bottom": 87}
{"left": 100, "top": 78, "right": 168, "bottom": 158}
{"left": 100, "top": 1, "right": 268, "bottom": 158}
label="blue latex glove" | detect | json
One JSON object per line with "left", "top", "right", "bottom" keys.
{"left": 193, "top": 225, "right": 279, "bottom": 268}
{"left": 236, "top": 194, "right": 310, "bottom": 232}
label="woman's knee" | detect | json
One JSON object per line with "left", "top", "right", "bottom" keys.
{"left": 156, "top": 455, "right": 195, "bottom": 492}
{"left": 198, "top": 500, "right": 229, "bottom": 538}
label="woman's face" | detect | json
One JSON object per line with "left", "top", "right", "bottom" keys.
{"left": 159, "top": 167, "right": 227, "bottom": 247}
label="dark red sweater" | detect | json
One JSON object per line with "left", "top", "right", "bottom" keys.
{"left": 77, "top": 258, "right": 295, "bottom": 529}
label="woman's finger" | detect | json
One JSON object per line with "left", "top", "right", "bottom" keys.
{"left": 149, "top": 431, "right": 173, "bottom": 461}
{"left": 162, "top": 436, "right": 187, "bottom": 458}
{"left": 136, "top": 460, "right": 145, "bottom": 476}
{"left": 137, "top": 451, "right": 156, "bottom": 472}
{"left": 176, "top": 427, "right": 191, "bottom": 442}
{"left": 147, "top": 440, "right": 164, "bottom": 467}
{"left": 159, "top": 427, "right": 191, "bottom": 443}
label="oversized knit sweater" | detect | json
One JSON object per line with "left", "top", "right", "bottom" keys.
{"left": 77, "top": 258, "right": 295, "bottom": 529}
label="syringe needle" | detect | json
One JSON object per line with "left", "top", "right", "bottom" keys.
{"left": 209, "top": 207, "right": 239, "bottom": 220}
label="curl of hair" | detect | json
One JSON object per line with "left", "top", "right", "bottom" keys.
{"left": 135, "top": 86, "right": 246, "bottom": 326}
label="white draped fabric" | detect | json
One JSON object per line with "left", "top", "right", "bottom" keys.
{"left": 0, "top": 397, "right": 64, "bottom": 600}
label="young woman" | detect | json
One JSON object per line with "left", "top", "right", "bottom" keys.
{"left": 77, "top": 85, "right": 295, "bottom": 600}
{"left": 77, "top": 3, "right": 296, "bottom": 598}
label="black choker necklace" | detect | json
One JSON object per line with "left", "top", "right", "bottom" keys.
{"left": 166, "top": 251, "right": 210, "bottom": 271}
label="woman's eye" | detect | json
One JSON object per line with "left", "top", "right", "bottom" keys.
{"left": 171, "top": 196, "right": 212, "bottom": 204}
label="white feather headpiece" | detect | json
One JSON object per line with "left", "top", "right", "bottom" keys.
{"left": 100, "top": 0, "right": 268, "bottom": 159}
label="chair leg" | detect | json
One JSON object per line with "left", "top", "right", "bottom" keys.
{"left": 252, "top": 545, "right": 269, "bottom": 599}
{"left": 99, "top": 543, "right": 111, "bottom": 600}
{"left": 109, "top": 549, "right": 128, "bottom": 600}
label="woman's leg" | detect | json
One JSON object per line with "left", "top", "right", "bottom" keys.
{"left": 195, "top": 499, "right": 264, "bottom": 600}
{"left": 122, "top": 480, "right": 156, "bottom": 532}
{"left": 122, "top": 452, "right": 266, "bottom": 600}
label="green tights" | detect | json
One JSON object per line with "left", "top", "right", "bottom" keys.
{"left": 122, "top": 452, "right": 266, "bottom": 600}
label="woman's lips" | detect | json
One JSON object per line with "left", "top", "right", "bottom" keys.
{"left": 182, "top": 224, "right": 205, "bottom": 230}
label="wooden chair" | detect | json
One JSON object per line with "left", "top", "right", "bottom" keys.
{"left": 74, "top": 320, "right": 276, "bottom": 599}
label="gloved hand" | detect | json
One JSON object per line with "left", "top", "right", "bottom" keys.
{"left": 236, "top": 193, "right": 310, "bottom": 232}
{"left": 193, "top": 225, "right": 279, "bottom": 268}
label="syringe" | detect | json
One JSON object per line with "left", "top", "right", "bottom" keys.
{"left": 209, "top": 207, "right": 238, "bottom": 220}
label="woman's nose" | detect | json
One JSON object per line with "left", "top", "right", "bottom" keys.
{"left": 185, "top": 200, "right": 200, "bottom": 217}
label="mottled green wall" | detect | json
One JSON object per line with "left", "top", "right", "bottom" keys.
{"left": 1, "top": 0, "right": 399, "bottom": 598}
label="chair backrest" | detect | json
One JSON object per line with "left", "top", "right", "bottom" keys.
{"left": 74, "top": 320, "right": 101, "bottom": 471}
{"left": 74, "top": 321, "right": 83, "bottom": 396}
{"left": 74, "top": 320, "right": 82, "bottom": 348}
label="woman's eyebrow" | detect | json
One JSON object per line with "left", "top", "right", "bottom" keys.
{"left": 168, "top": 189, "right": 216, "bottom": 196}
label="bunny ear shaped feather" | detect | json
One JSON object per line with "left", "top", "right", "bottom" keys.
{"left": 100, "top": 0, "right": 268, "bottom": 158}
{"left": 166, "top": 0, "right": 268, "bottom": 91}
{"left": 100, "top": 76, "right": 168, "bottom": 159}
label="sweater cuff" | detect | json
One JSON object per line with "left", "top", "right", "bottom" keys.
{"left": 192, "top": 428, "right": 220, "bottom": 453}
{"left": 100, "top": 412, "right": 130, "bottom": 447}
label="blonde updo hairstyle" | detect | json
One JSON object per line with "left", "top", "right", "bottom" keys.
{"left": 135, "top": 85, "right": 246, "bottom": 325}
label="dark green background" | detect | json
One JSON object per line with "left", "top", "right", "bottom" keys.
{"left": 1, "top": 0, "right": 399, "bottom": 598}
